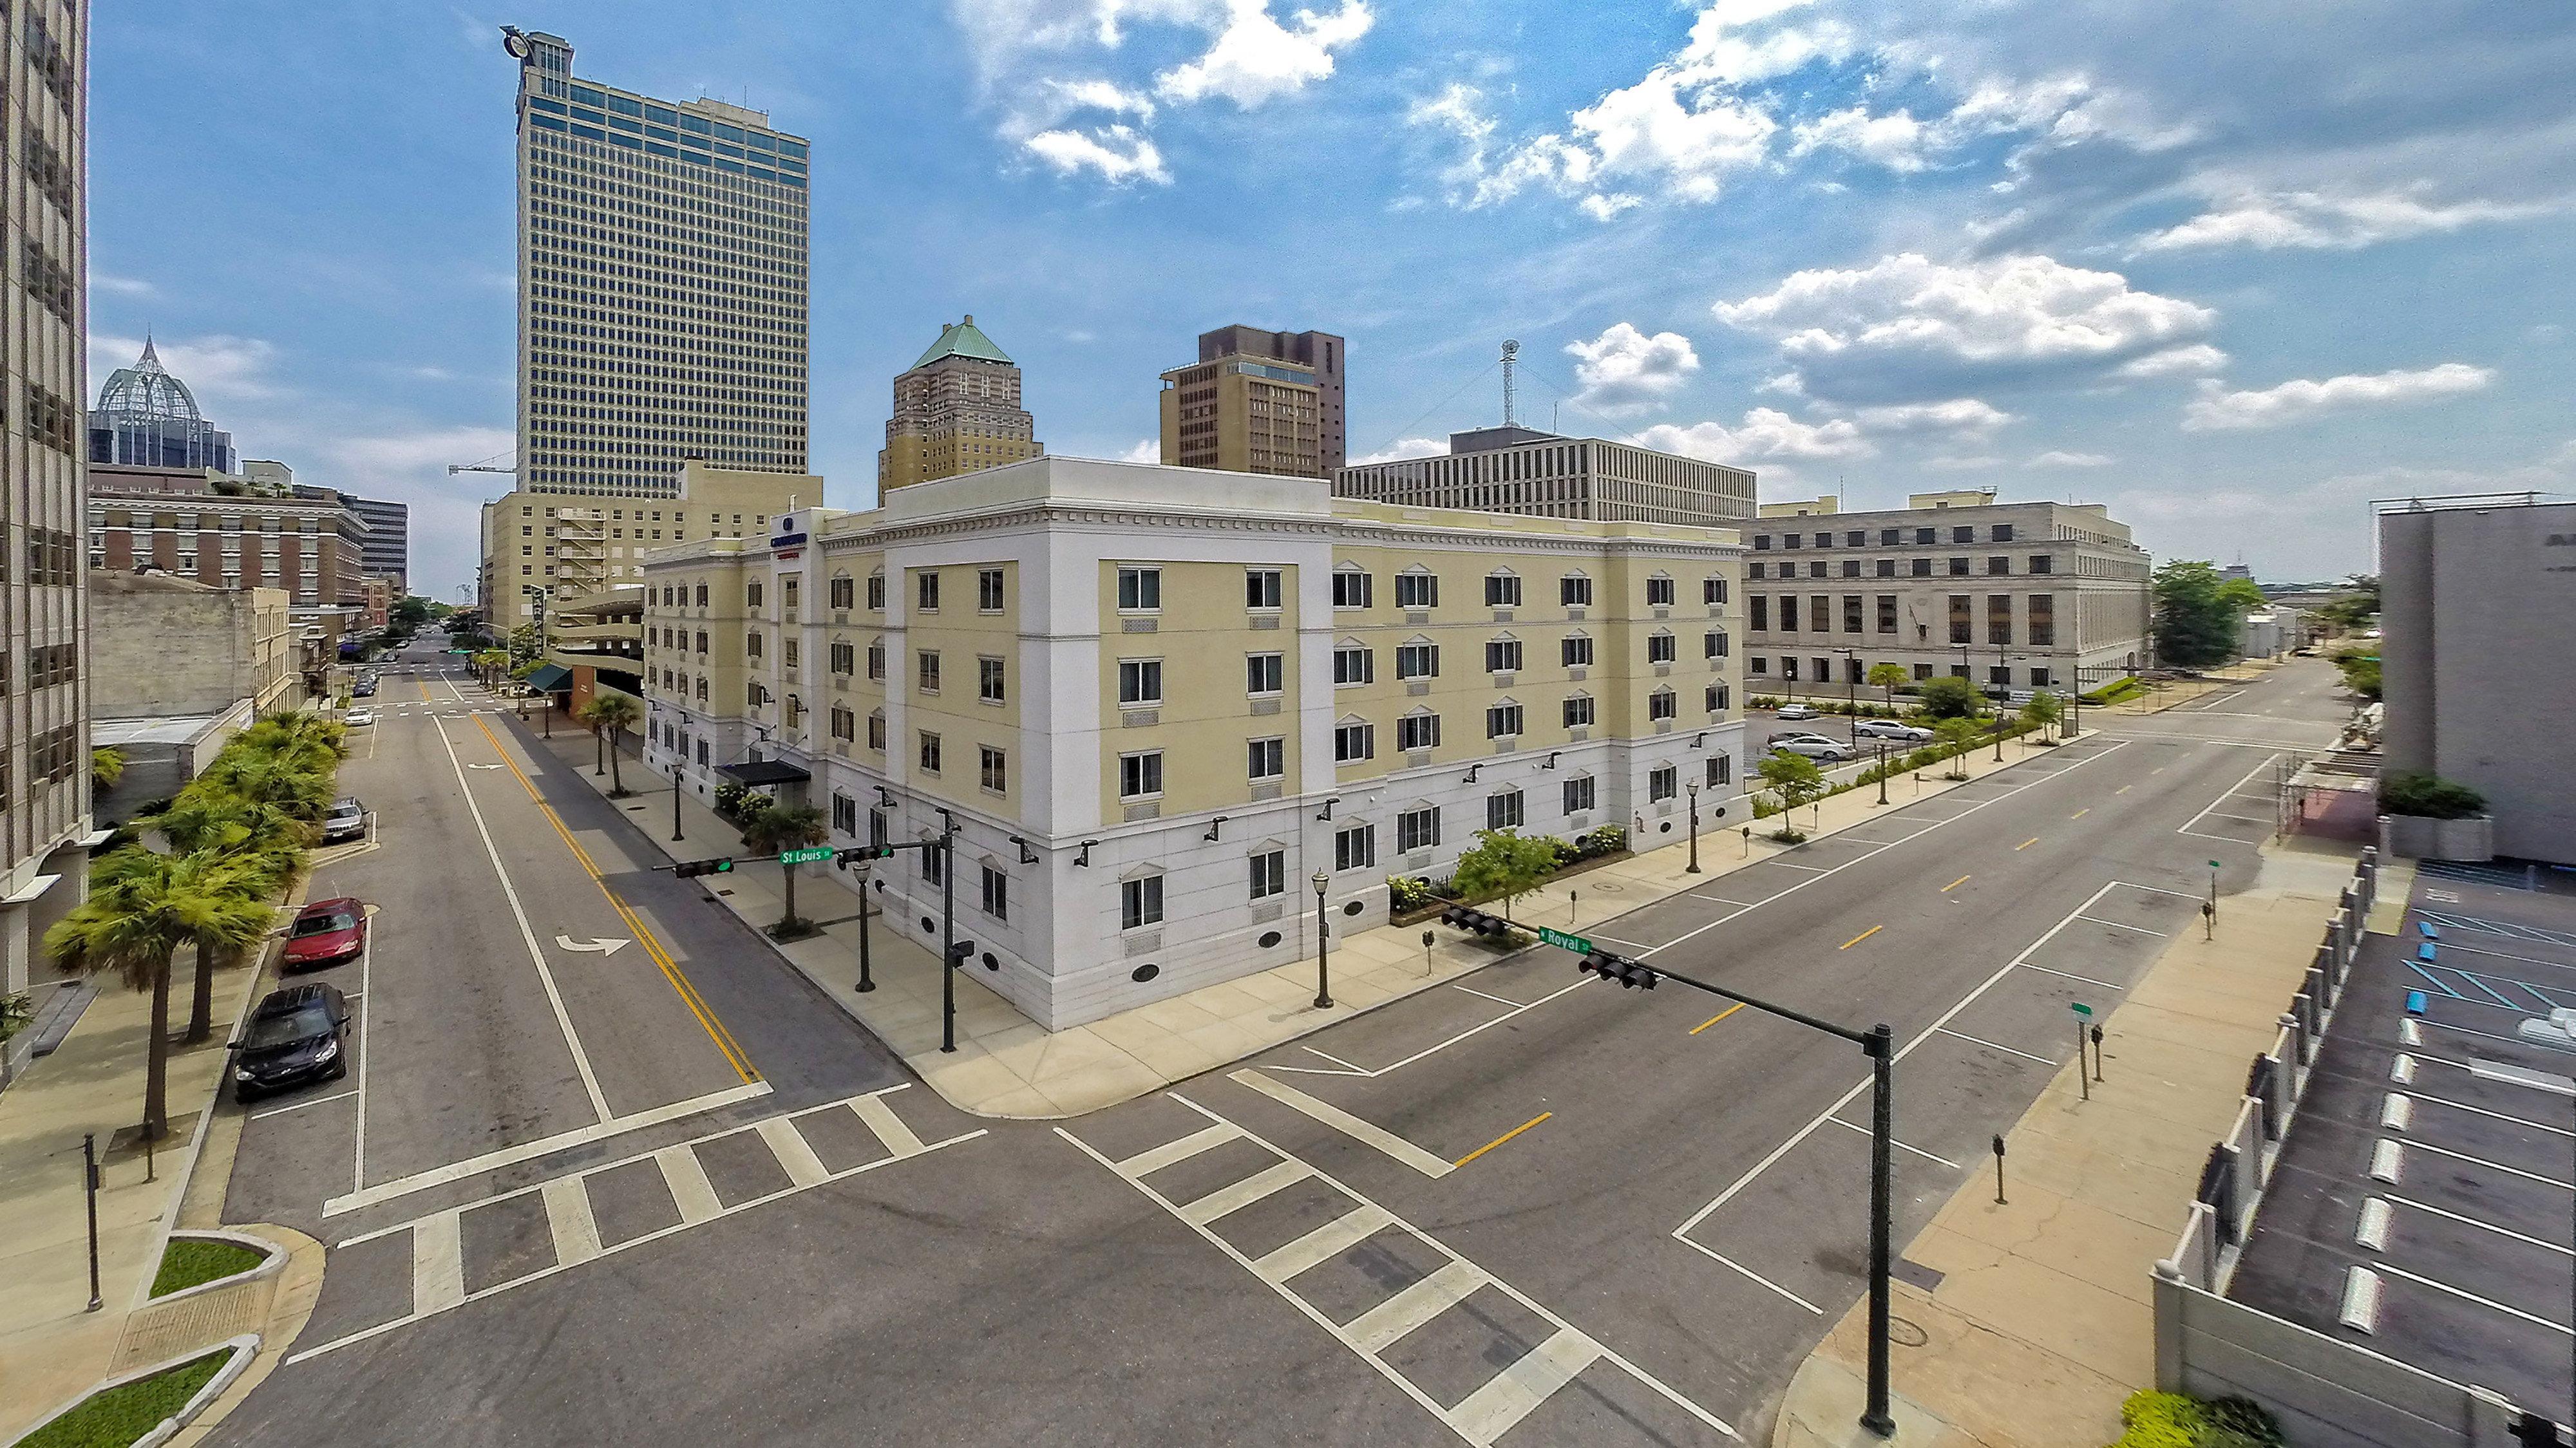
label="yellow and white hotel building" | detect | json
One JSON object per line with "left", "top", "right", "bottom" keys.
{"left": 640, "top": 458, "right": 1745, "bottom": 1030}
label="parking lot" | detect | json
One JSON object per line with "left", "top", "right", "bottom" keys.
{"left": 2230, "top": 869, "right": 2576, "bottom": 1422}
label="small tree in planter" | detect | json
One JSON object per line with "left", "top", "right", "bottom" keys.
{"left": 1866, "top": 663, "right": 1909, "bottom": 716}
{"left": 1756, "top": 752, "right": 1827, "bottom": 842}
{"left": 577, "top": 693, "right": 643, "bottom": 795}
{"left": 1932, "top": 717, "right": 1982, "bottom": 778}
{"left": 738, "top": 800, "right": 830, "bottom": 938}
{"left": 2020, "top": 690, "right": 2063, "bottom": 742}
{"left": 1916, "top": 675, "right": 1985, "bottom": 720}
{"left": 1450, "top": 829, "right": 1562, "bottom": 929}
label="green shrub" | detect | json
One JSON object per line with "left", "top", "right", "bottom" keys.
{"left": 1578, "top": 825, "right": 1626, "bottom": 858}
{"left": 712, "top": 781, "right": 750, "bottom": 820}
{"left": 2101, "top": 1389, "right": 2282, "bottom": 1448}
{"left": 19, "top": 1349, "right": 231, "bottom": 1448}
{"left": 150, "top": 1237, "right": 266, "bottom": 1297}
{"left": 1916, "top": 675, "right": 1986, "bottom": 719}
{"left": 1387, "top": 876, "right": 1436, "bottom": 912}
{"left": 2379, "top": 770, "right": 2485, "bottom": 820}
{"left": 2197, "top": 1397, "right": 2284, "bottom": 1447}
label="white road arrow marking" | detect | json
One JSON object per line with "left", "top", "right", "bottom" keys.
{"left": 554, "top": 936, "right": 631, "bottom": 956}
{"left": 469, "top": 763, "right": 504, "bottom": 770}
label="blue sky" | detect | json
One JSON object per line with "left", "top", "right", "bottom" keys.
{"left": 92, "top": 1, "right": 2575, "bottom": 598}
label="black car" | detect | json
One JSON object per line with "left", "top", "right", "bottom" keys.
{"left": 353, "top": 679, "right": 377, "bottom": 697}
{"left": 233, "top": 983, "right": 351, "bottom": 1101}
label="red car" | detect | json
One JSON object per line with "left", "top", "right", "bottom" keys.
{"left": 282, "top": 897, "right": 368, "bottom": 972}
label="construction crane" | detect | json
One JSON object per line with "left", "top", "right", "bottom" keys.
{"left": 447, "top": 449, "right": 517, "bottom": 477}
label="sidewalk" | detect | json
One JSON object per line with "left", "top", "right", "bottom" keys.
{"left": 1768, "top": 832, "right": 2366, "bottom": 1448}
{"left": 536, "top": 718, "right": 2087, "bottom": 1119}
{"left": 2091, "top": 659, "right": 2273, "bottom": 721}
{"left": 0, "top": 943, "right": 270, "bottom": 1444}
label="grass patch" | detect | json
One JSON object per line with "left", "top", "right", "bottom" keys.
{"left": 19, "top": 1349, "right": 229, "bottom": 1448}
{"left": 149, "top": 1237, "right": 265, "bottom": 1298}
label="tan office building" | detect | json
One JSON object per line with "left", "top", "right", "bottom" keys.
{"left": 1741, "top": 491, "right": 2151, "bottom": 699}
{"left": 483, "top": 460, "right": 813, "bottom": 639}
{"left": 878, "top": 316, "right": 1041, "bottom": 493}
{"left": 639, "top": 456, "right": 1745, "bottom": 1030}
{"left": 1160, "top": 326, "right": 1344, "bottom": 477}
{"left": 1336, "top": 426, "right": 1756, "bottom": 526}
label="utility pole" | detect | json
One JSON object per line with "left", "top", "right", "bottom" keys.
{"left": 939, "top": 811, "right": 961, "bottom": 1052}
{"left": 1685, "top": 781, "right": 1702, "bottom": 874}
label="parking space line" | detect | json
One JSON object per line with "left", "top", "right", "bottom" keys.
{"left": 2419, "top": 1017, "right": 2537, "bottom": 1048}
{"left": 432, "top": 717, "right": 612, "bottom": 1123}
{"left": 2376, "top": 1263, "right": 2575, "bottom": 1335}
{"left": 2403, "top": 1089, "right": 2575, "bottom": 1137}
{"left": 2016, "top": 961, "right": 2125, "bottom": 991}
{"left": 254, "top": 1089, "right": 357, "bottom": 1121}
{"left": 1230, "top": 1069, "right": 1455, "bottom": 1178}
{"left": 1768, "top": 860, "right": 1833, "bottom": 873}
{"left": 2385, "top": 1194, "right": 2575, "bottom": 1256}
{"left": 2430, "top": 940, "right": 2576, "bottom": 975}
{"left": 1671, "top": 1237, "right": 1824, "bottom": 1314}
{"left": 1450, "top": 984, "right": 1526, "bottom": 1009}
{"left": 2405, "top": 961, "right": 2466, "bottom": 999}
{"left": 2401, "top": 1138, "right": 2575, "bottom": 1190}
{"left": 2455, "top": 972, "right": 2519, "bottom": 1008}
{"left": 1824, "top": 1114, "right": 1958, "bottom": 1168}
{"left": 1936, "top": 1026, "right": 2054, "bottom": 1066}
{"left": 2078, "top": 916, "right": 2166, "bottom": 936}
{"left": 2411, "top": 1051, "right": 2576, "bottom": 1097}
{"left": 2176, "top": 756, "right": 2280, "bottom": 840}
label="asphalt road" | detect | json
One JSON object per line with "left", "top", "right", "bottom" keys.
{"left": 204, "top": 655, "right": 2354, "bottom": 1447}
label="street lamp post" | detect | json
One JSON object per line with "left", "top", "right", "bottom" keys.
{"left": 939, "top": 813, "right": 961, "bottom": 1053}
{"left": 670, "top": 756, "right": 685, "bottom": 842}
{"left": 1877, "top": 742, "right": 1890, "bottom": 805}
{"left": 853, "top": 866, "right": 875, "bottom": 993}
{"left": 1685, "top": 780, "right": 1702, "bottom": 873}
{"left": 1833, "top": 646, "right": 1858, "bottom": 745}
{"left": 1311, "top": 870, "right": 1334, "bottom": 1010}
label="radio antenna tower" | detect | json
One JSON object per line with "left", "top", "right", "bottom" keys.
{"left": 1500, "top": 339, "right": 1520, "bottom": 427}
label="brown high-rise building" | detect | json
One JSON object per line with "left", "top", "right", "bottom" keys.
{"left": 1160, "top": 326, "right": 1345, "bottom": 478}
{"left": 878, "top": 316, "right": 1041, "bottom": 493}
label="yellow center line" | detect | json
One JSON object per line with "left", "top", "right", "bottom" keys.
{"left": 1942, "top": 874, "right": 1971, "bottom": 892}
{"left": 2016, "top": 837, "right": 2039, "bottom": 851}
{"left": 1840, "top": 924, "right": 1883, "bottom": 950}
{"left": 1690, "top": 1002, "right": 1747, "bottom": 1035}
{"left": 1455, "top": 1111, "right": 1551, "bottom": 1167}
{"left": 466, "top": 713, "right": 760, "bottom": 1083}
{"left": 2116, "top": 785, "right": 2134, "bottom": 795}
{"left": 2070, "top": 808, "right": 2089, "bottom": 819}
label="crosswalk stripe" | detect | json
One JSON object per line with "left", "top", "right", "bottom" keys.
{"left": 1448, "top": 1326, "right": 1605, "bottom": 1446}
{"left": 541, "top": 1177, "right": 601, "bottom": 1268}
{"left": 412, "top": 1212, "right": 466, "bottom": 1313}
{"left": 849, "top": 1093, "right": 925, "bottom": 1158}
{"left": 1178, "top": 1159, "right": 1310, "bottom": 1227}
{"left": 656, "top": 1144, "right": 723, "bottom": 1224}
{"left": 1115, "top": 1122, "right": 1238, "bottom": 1178}
{"left": 1253, "top": 1203, "right": 1393, "bottom": 1284}
{"left": 1343, "top": 1258, "right": 1487, "bottom": 1354}
{"left": 757, "top": 1116, "right": 829, "bottom": 1189}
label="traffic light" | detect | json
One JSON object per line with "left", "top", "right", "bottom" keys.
{"left": 1439, "top": 904, "right": 1514, "bottom": 937}
{"left": 834, "top": 845, "right": 898, "bottom": 865}
{"left": 1578, "top": 950, "right": 1659, "bottom": 990}
{"left": 674, "top": 857, "right": 736, "bottom": 878}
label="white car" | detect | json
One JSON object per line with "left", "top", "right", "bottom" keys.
{"left": 1774, "top": 702, "right": 1820, "bottom": 720}
{"left": 1768, "top": 733, "right": 1855, "bottom": 762}
{"left": 345, "top": 708, "right": 376, "bottom": 727}
{"left": 1853, "top": 719, "right": 1934, "bottom": 743}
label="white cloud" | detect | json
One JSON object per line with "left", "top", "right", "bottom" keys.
{"left": 1637, "top": 408, "right": 1873, "bottom": 465}
{"left": 1153, "top": 0, "right": 1371, "bottom": 108}
{"left": 2115, "top": 344, "right": 2229, "bottom": 379}
{"left": 2182, "top": 363, "right": 2495, "bottom": 431}
{"left": 1714, "top": 252, "right": 2215, "bottom": 402}
{"left": 1118, "top": 438, "right": 1161, "bottom": 462}
{"left": 2025, "top": 450, "right": 2114, "bottom": 468}
{"left": 1852, "top": 398, "right": 2015, "bottom": 436}
{"left": 1352, "top": 437, "right": 1444, "bottom": 465}
{"left": 93, "top": 272, "right": 156, "bottom": 297}
{"left": 1022, "top": 124, "right": 1170, "bottom": 184}
{"left": 1921, "top": 455, "right": 2003, "bottom": 472}
{"left": 90, "top": 332, "right": 284, "bottom": 403}
{"left": 1563, "top": 323, "right": 1700, "bottom": 415}
{"left": 2134, "top": 189, "right": 2561, "bottom": 253}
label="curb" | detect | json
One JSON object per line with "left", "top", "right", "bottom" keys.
{"left": 137, "top": 1229, "right": 285, "bottom": 1312}
{"left": 7, "top": 1333, "right": 259, "bottom": 1448}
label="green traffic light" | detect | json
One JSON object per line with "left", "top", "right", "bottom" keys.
{"left": 714, "top": 859, "right": 734, "bottom": 872}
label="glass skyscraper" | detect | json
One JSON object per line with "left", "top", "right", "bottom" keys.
{"left": 505, "top": 28, "right": 809, "bottom": 498}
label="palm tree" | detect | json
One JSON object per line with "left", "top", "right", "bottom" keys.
{"left": 47, "top": 850, "right": 275, "bottom": 1138}
{"left": 243, "top": 712, "right": 350, "bottom": 760}
{"left": 198, "top": 747, "right": 334, "bottom": 823}
{"left": 153, "top": 795, "right": 305, "bottom": 1041}
{"left": 91, "top": 747, "right": 128, "bottom": 793}
{"left": 738, "top": 800, "right": 829, "bottom": 933}
{"left": 1866, "top": 663, "right": 1909, "bottom": 717}
{"left": 578, "top": 693, "right": 644, "bottom": 794}
{"left": 472, "top": 650, "right": 511, "bottom": 688}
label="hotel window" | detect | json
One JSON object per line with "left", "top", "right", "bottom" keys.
{"left": 1563, "top": 694, "right": 1595, "bottom": 728}
{"left": 981, "top": 865, "right": 1008, "bottom": 920}
{"left": 1484, "top": 571, "right": 1521, "bottom": 607}
{"left": 1704, "top": 630, "right": 1728, "bottom": 658}
{"left": 1397, "top": 712, "right": 1441, "bottom": 751}
{"left": 866, "top": 639, "right": 885, "bottom": 681}
{"left": 830, "top": 575, "right": 855, "bottom": 610}
{"left": 1560, "top": 573, "right": 1593, "bottom": 606}
{"left": 1248, "top": 737, "right": 1286, "bottom": 781}
{"left": 1486, "top": 702, "right": 1523, "bottom": 739}
{"left": 1647, "top": 631, "right": 1676, "bottom": 664}
{"left": 1705, "top": 682, "right": 1731, "bottom": 711}
{"left": 917, "top": 571, "right": 939, "bottom": 611}
{"left": 979, "top": 657, "right": 1006, "bottom": 703}
{"left": 1562, "top": 634, "right": 1593, "bottom": 668}
{"left": 917, "top": 651, "right": 942, "bottom": 693}
{"left": 1646, "top": 574, "right": 1675, "bottom": 606}
{"left": 1331, "top": 567, "right": 1372, "bottom": 608}
{"left": 1395, "top": 641, "right": 1439, "bottom": 679}
{"left": 782, "top": 577, "right": 799, "bottom": 612}
{"left": 1119, "top": 751, "right": 1164, "bottom": 799}
{"left": 918, "top": 730, "right": 943, "bottom": 773}
{"left": 1334, "top": 719, "right": 1375, "bottom": 762}
{"left": 1117, "top": 566, "right": 1160, "bottom": 610}
{"left": 1334, "top": 643, "right": 1374, "bottom": 685}
{"left": 1246, "top": 652, "right": 1285, "bottom": 695}
{"left": 866, "top": 572, "right": 885, "bottom": 610}
{"left": 1485, "top": 790, "right": 1524, "bottom": 830}
{"left": 1703, "top": 576, "right": 1728, "bottom": 605}
{"left": 1249, "top": 849, "right": 1285, "bottom": 901}
{"left": 1397, "top": 807, "right": 1440, "bottom": 854}
{"left": 1650, "top": 765, "right": 1678, "bottom": 802}
{"left": 1245, "top": 568, "right": 1283, "bottom": 610}
{"left": 1649, "top": 689, "right": 1677, "bottom": 721}
{"left": 829, "top": 641, "right": 855, "bottom": 675}
{"left": 1562, "top": 775, "right": 1596, "bottom": 814}
{"left": 980, "top": 746, "right": 1007, "bottom": 793}
{"left": 1121, "top": 876, "right": 1164, "bottom": 930}
{"left": 1335, "top": 823, "right": 1377, "bottom": 872}
{"left": 1394, "top": 570, "right": 1439, "bottom": 608}
{"left": 1117, "top": 658, "right": 1164, "bottom": 706}
{"left": 1708, "top": 754, "right": 1732, "bottom": 787}
{"left": 978, "top": 567, "right": 1005, "bottom": 612}
{"left": 1485, "top": 636, "right": 1522, "bottom": 673}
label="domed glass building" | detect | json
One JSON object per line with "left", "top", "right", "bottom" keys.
{"left": 88, "top": 338, "right": 234, "bottom": 471}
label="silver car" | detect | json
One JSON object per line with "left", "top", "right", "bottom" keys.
{"left": 1768, "top": 733, "right": 1855, "bottom": 762}
{"left": 320, "top": 797, "right": 367, "bottom": 844}
{"left": 1853, "top": 719, "right": 1933, "bottom": 743}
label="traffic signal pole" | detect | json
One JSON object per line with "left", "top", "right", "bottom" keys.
{"left": 1571, "top": 949, "right": 1900, "bottom": 1440}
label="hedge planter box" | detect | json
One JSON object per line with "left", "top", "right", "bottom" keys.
{"left": 2378, "top": 812, "right": 2494, "bottom": 863}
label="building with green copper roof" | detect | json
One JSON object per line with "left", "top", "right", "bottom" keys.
{"left": 881, "top": 315, "right": 1043, "bottom": 491}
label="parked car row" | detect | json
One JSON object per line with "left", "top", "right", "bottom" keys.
{"left": 237, "top": 894, "right": 372, "bottom": 1102}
